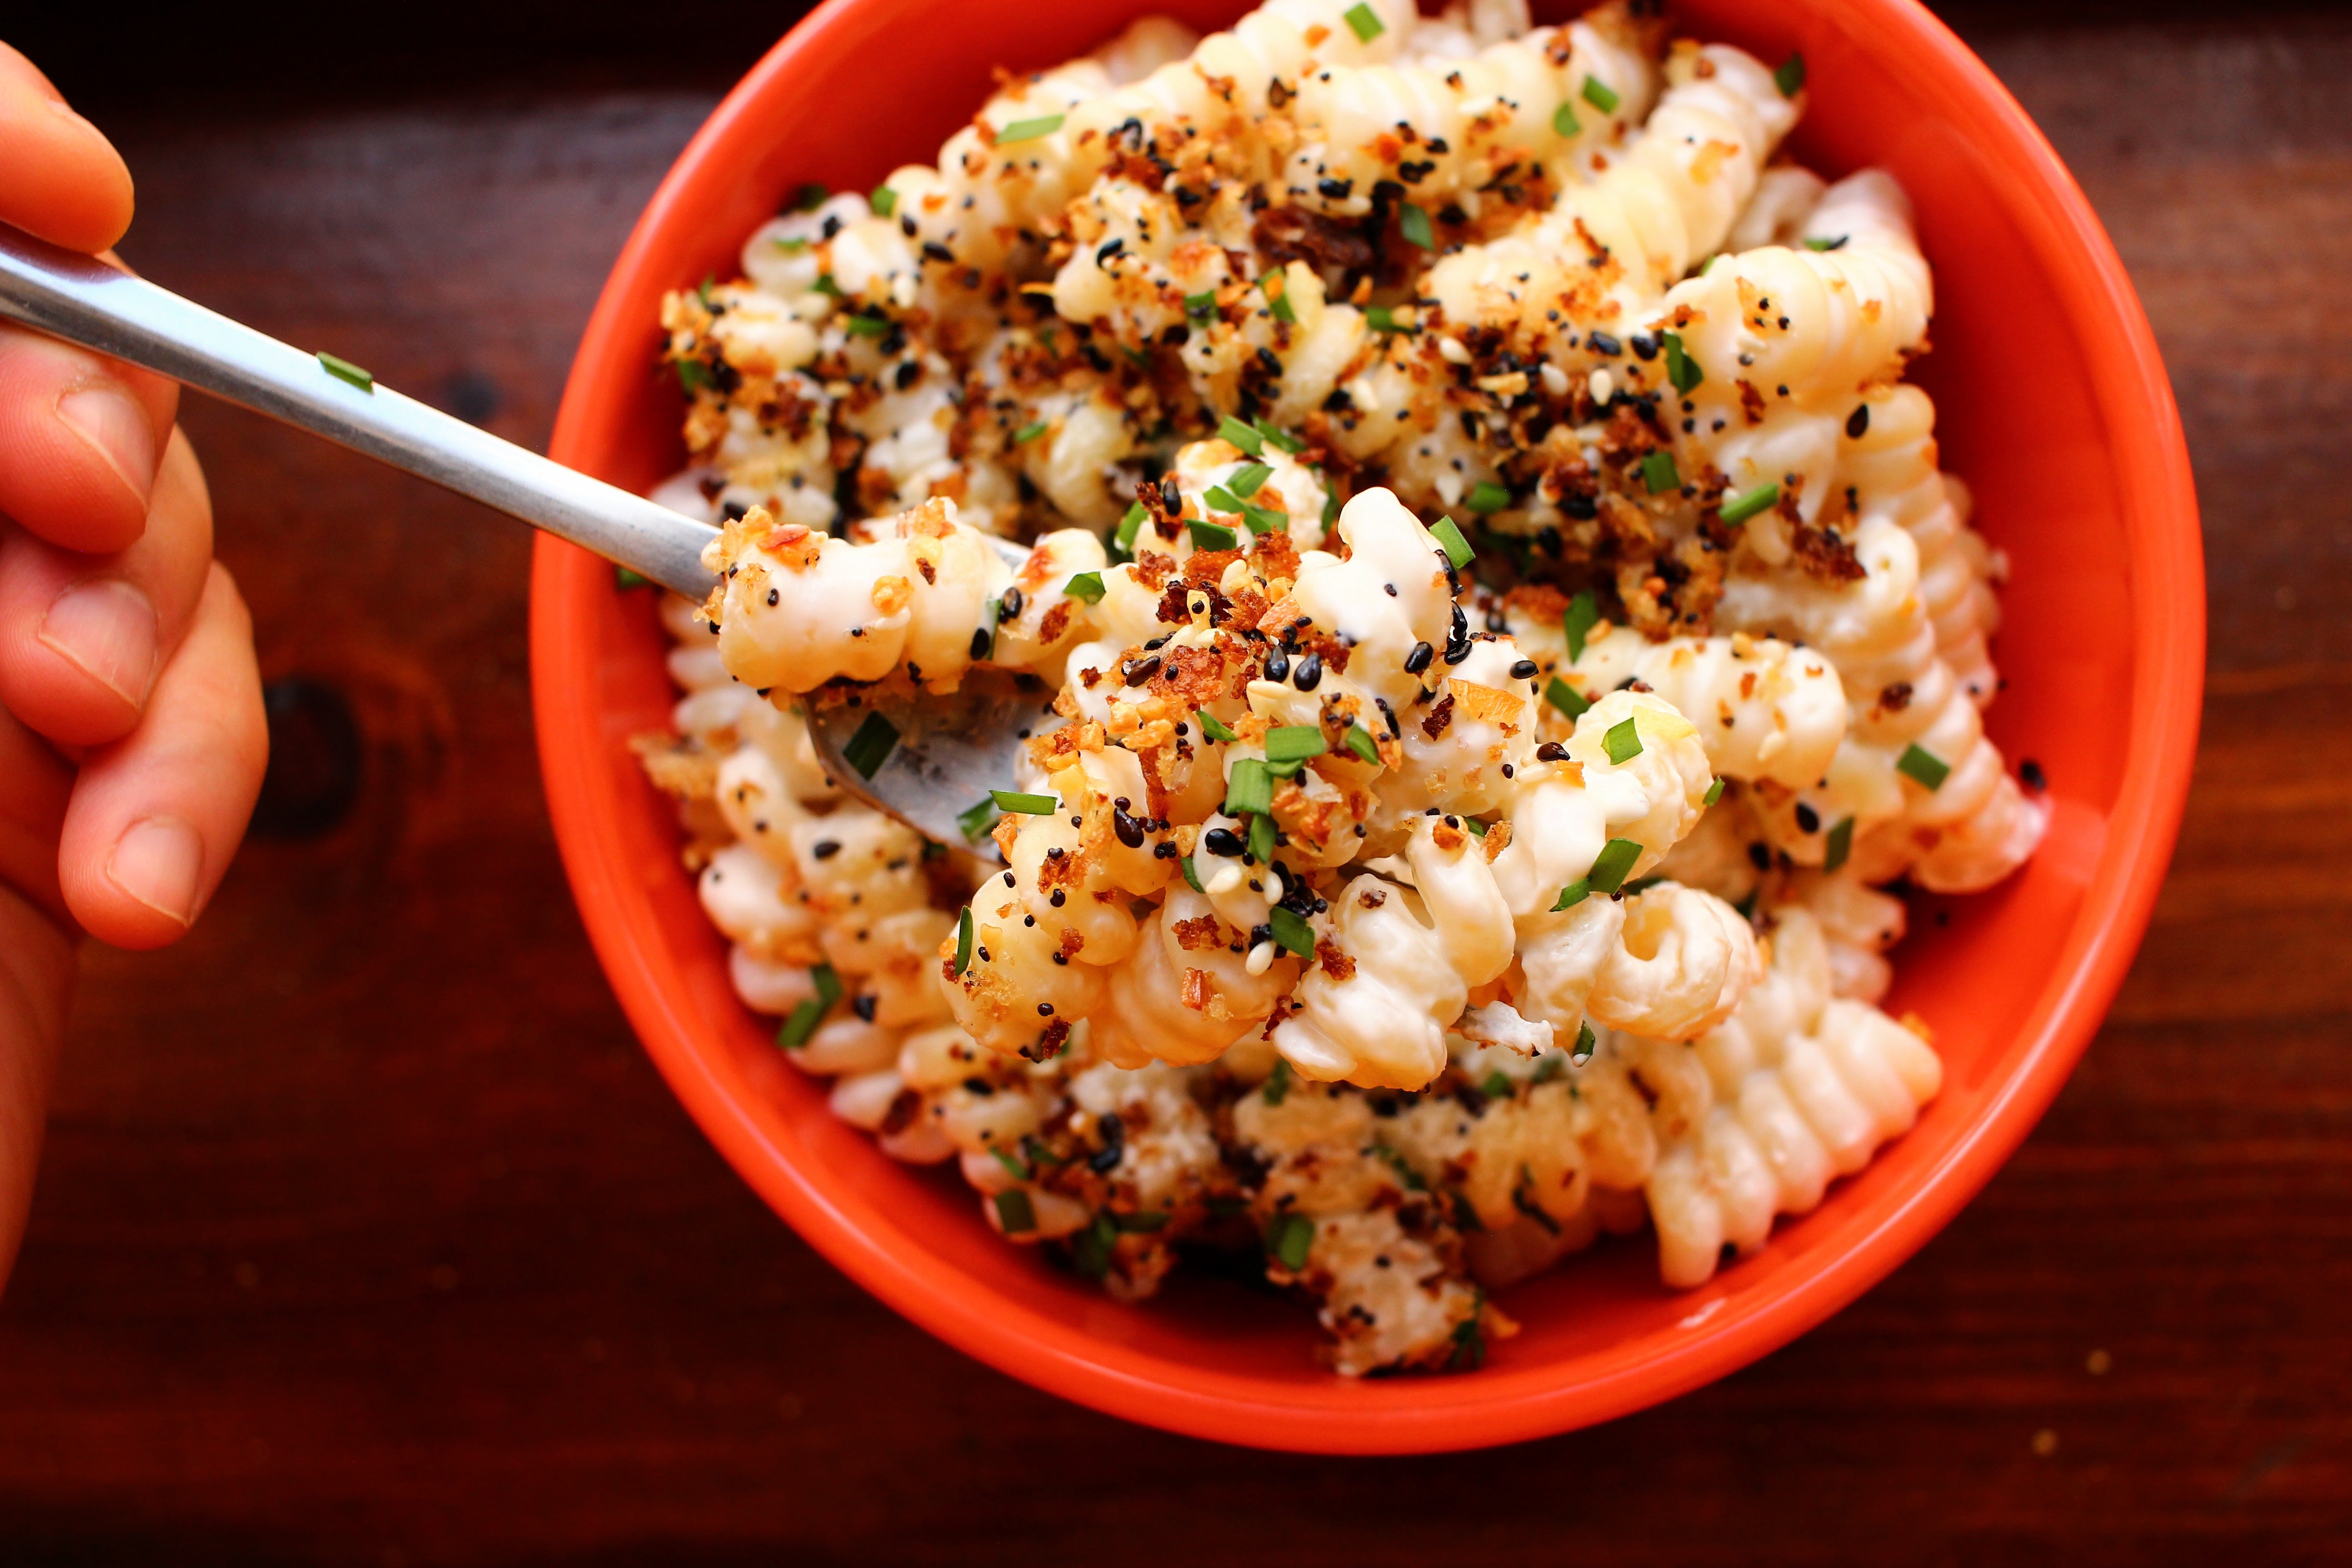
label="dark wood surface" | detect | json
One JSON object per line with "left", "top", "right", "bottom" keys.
{"left": 2, "top": 6, "right": 2348, "bottom": 1562}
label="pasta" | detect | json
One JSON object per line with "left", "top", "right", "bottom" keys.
{"left": 631, "top": 0, "right": 2041, "bottom": 1376}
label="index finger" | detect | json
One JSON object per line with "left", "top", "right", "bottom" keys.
{"left": 0, "top": 42, "right": 134, "bottom": 254}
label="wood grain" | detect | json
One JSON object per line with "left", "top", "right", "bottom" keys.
{"left": 1, "top": 6, "right": 2347, "bottom": 1562}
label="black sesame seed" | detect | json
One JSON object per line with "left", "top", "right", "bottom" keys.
{"left": 1509, "top": 659, "right": 1538, "bottom": 679}
{"left": 1204, "top": 827, "right": 1244, "bottom": 857}
{"left": 1404, "top": 641, "right": 1434, "bottom": 675}
{"left": 1847, "top": 404, "right": 1870, "bottom": 439}
{"left": 1264, "top": 650, "right": 1291, "bottom": 683}
{"left": 1537, "top": 741, "right": 1569, "bottom": 762}
{"left": 1794, "top": 802, "right": 1821, "bottom": 833}
{"left": 812, "top": 839, "right": 842, "bottom": 860}
{"left": 1293, "top": 653, "right": 1323, "bottom": 691}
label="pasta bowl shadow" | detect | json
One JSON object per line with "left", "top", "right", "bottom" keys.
{"left": 529, "top": 0, "right": 2202, "bottom": 1452}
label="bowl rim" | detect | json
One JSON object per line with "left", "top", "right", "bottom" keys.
{"left": 529, "top": 0, "right": 2204, "bottom": 1452}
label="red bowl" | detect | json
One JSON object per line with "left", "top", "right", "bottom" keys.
{"left": 529, "top": 0, "right": 2202, "bottom": 1452}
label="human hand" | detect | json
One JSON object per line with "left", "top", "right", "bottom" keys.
{"left": 0, "top": 42, "right": 267, "bottom": 1285}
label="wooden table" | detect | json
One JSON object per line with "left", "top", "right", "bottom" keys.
{"left": 2, "top": 3, "right": 2346, "bottom": 1559}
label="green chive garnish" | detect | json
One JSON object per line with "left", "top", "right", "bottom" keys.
{"left": 1063, "top": 570, "right": 1107, "bottom": 604}
{"left": 1264, "top": 725, "right": 1327, "bottom": 764}
{"left": 1013, "top": 419, "right": 1049, "bottom": 445}
{"left": 1662, "top": 329, "right": 1703, "bottom": 394}
{"left": 773, "top": 236, "right": 809, "bottom": 253}
{"left": 1466, "top": 481, "right": 1509, "bottom": 514}
{"left": 996, "top": 113, "right": 1065, "bottom": 144}
{"left": 1480, "top": 1069, "right": 1513, "bottom": 1100}
{"left": 1181, "top": 854, "right": 1205, "bottom": 892}
{"left": 953, "top": 906, "right": 975, "bottom": 975}
{"left": 614, "top": 566, "right": 649, "bottom": 590}
{"left": 1399, "top": 201, "right": 1435, "bottom": 250}
{"left": 1343, "top": 726, "right": 1380, "bottom": 766}
{"left": 1114, "top": 1210, "right": 1171, "bottom": 1233}
{"left": 870, "top": 186, "right": 897, "bottom": 218}
{"left": 956, "top": 798, "right": 1000, "bottom": 840}
{"left": 795, "top": 182, "right": 828, "bottom": 211}
{"left": 317, "top": 352, "right": 374, "bottom": 392}
{"left": 1226, "top": 462, "right": 1273, "bottom": 498}
{"left": 1365, "top": 306, "right": 1406, "bottom": 333}
{"left": 1803, "top": 235, "right": 1848, "bottom": 252}
{"left": 1824, "top": 814, "right": 1855, "bottom": 873}
{"left": 1431, "top": 514, "right": 1476, "bottom": 570}
{"left": 1720, "top": 482, "right": 1780, "bottom": 525}
{"left": 1343, "top": 1, "right": 1384, "bottom": 41}
{"left": 1775, "top": 53, "right": 1807, "bottom": 97}
{"left": 1254, "top": 418, "right": 1305, "bottom": 454}
{"left": 1545, "top": 677, "right": 1590, "bottom": 720}
{"left": 675, "top": 358, "right": 708, "bottom": 393}
{"left": 842, "top": 711, "right": 898, "bottom": 778}
{"left": 994, "top": 1189, "right": 1037, "bottom": 1234}
{"left": 1187, "top": 519, "right": 1239, "bottom": 551}
{"left": 1247, "top": 812, "right": 1277, "bottom": 864}
{"left": 777, "top": 963, "right": 844, "bottom": 1049}
{"left": 812, "top": 272, "right": 843, "bottom": 297}
{"left": 1264, "top": 1059, "right": 1293, "bottom": 1105}
{"left": 1552, "top": 878, "right": 1590, "bottom": 911}
{"left": 1462, "top": 816, "right": 1489, "bottom": 838}
{"left": 1241, "top": 501, "right": 1288, "bottom": 537}
{"left": 1260, "top": 273, "right": 1296, "bottom": 323}
{"left": 1572, "top": 1020, "right": 1596, "bottom": 1063}
{"left": 1185, "top": 289, "right": 1218, "bottom": 322}
{"left": 1217, "top": 415, "right": 1266, "bottom": 456}
{"left": 1587, "top": 837, "right": 1642, "bottom": 893}
{"left": 990, "top": 789, "right": 1058, "bottom": 815}
{"left": 1224, "top": 759, "right": 1275, "bottom": 818}
{"left": 843, "top": 313, "right": 891, "bottom": 337}
{"left": 1269, "top": 906, "right": 1315, "bottom": 958}
{"left": 1604, "top": 716, "right": 1642, "bottom": 764}
{"left": 1552, "top": 102, "right": 1581, "bottom": 138}
{"left": 1640, "top": 450, "right": 1681, "bottom": 494}
{"left": 1113, "top": 501, "right": 1146, "bottom": 559}
{"left": 1198, "top": 710, "right": 1239, "bottom": 744}
{"left": 1703, "top": 777, "right": 1725, "bottom": 807}
{"left": 1563, "top": 589, "right": 1599, "bottom": 662}
{"left": 1582, "top": 74, "right": 1621, "bottom": 113}
{"left": 990, "top": 1143, "right": 1030, "bottom": 1182}
{"left": 1202, "top": 485, "right": 1243, "bottom": 515}
{"left": 1269, "top": 1212, "right": 1315, "bottom": 1269}
{"left": 1898, "top": 743, "right": 1951, "bottom": 790}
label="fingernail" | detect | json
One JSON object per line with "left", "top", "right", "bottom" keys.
{"left": 57, "top": 386, "right": 158, "bottom": 507}
{"left": 107, "top": 816, "right": 204, "bottom": 927}
{"left": 38, "top": 578, "right": 159, "bottom": 709}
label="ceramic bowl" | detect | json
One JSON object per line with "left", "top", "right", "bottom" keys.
{"left": 529, "top": 0, "right": 2203, "bottom": 1453}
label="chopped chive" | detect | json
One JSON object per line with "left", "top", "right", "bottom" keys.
{"left": 1552, "top": 878, "right": 1590, "bottom": 911}
{"left": 1181, "top": 854, "right": 1205, "bottom": 892}
{"left": 1532, "top": 1054, "right": 1565, "bottom": 1085}
{"left": 1343, "top": 1, "right": 1384, "bottom": 41}
{"left": 1661, "top": 329, "right": 1703, "bottom": 394}
{"left": 1224, "top": 758, "right": 1275, "bottom": 818}
{"left": 795, "top": 182, "right": 828, "bottom": 211}
{"left": 1466, "top": 481, "right": 1510, "bottom": 514}
{"left": 1264, "top": 1058, "right": 1293, "bottom": 1105}
{"left": 1217, "top": 415, "right": 1266, "bottom": 456}
{"left": 1824, "top": 814, "right": 1855, "bottom": 873}
{"left": 675, "top": 358, "right": 708, "bottom": 393}
{"left": 614, "top": 566, "right": 650, "bottom": 590}
{"left": 1113, "top": 501, "right": 1146, "bottom": 559}
{"left": 1552, "top": 101, "right": 1582, "bottom": 138}
{"left": 1804, "top": 234, "right": 1849, "bottom": 252}
{"left": 954, "top": 906, "right": 975, "bottom": 975}
{"left": 1587, "top": 837, "right": 1642, "bottom": 893}
{"left": 1226, "top": 462, "right": 1273, "bottom": 499}
{"left": 843, "top": 312, "right": 892, "bottom": 337}
{"left": 1187, "top": 518, "right": 1240, "bottom": 551}
{"left": 996, "top": 113, "right": 1065, "bottom": 144}
{"left": 1703, "top": 777, "right": 1725, "bottom": 807}
{"left": 1621, "top": 875, "right": 1664, "bottom": 897}
{"left": 1259, "top": 273, "right": 1296, "bottom": 323}
{"left": 1431, "top": 514, "right": 1476, "bottom": 570}
{"left": 921, "top": 840, "right": 948, "bottom": 862}
{"left": 1463, "top": 816, "right": 1489, "bottom": 838}
{"left": 1775, "top": 53, "right": 1807, "bottom": 97}
{"left": 842, "top": 711, "right": 899, "bottom": 778}
{"left": 1264, "top": 725, "right": 1328, "bottom": 764}
{"left": 870, "top": 186, "right": 897, "bottom": 218}
{"left": 317, "top": 352, "right": 374, "bottom": 392}
{"left": 1241, "top": 501, "right": 1288, "bottom": 537}
{"left": 1365, "top": 305, "right": 1408, "bottom": 333}
{"left": 989, "top": 1143, "right": 1030, "bottom": 1182}
{"left": 1114, "top": 1210, "right": 1171, "bottom": 1233}
{"left": 1582, "top": 74, "right": 1621, "bottom": 113}
{"left": 956, "top": 798, "right": 1001, "bottom": 839}
{"left": 1063, "top": 570, "right": 1107, "bottom": 604}
{"left": 1322, "top": 487, "right": 1340, "bottom": 530}
{"left": 1399, "top": 201, "right": 1435, "bottom": 250}
{"left": 777, "top": 963, "right": 843, "bottom": 1048}
{"left": 990, "top": 789, "right": 1058, "bottom": 815}
{"left": 812, "top": 272, "right": 843, "bottom": 297}
{"left": 1269, "top": 1211, "right": 1315, "bottom": 1270}
{"left": 1545, "top": 677, "right": 1591, "bottom": 720}
{"left": 1202, "top": 484, "right": 1242, "bottom": 515}
{"left": 994, "top": 1189, "right": 1037, "bottom": 1234}
{"left": 1563, "top": 589, "right": 1599, "bottom": 662}
{"left": 1247, "top": 811, "right": 1277, "bottom": 864}
{"left": 1480, "top": 1069, "right": 1514, "bottom": 1100}
{"left": 1572, "top": 1020, "right": 1596, "bottom": 1064}
{"left": 1603, "top": 715, "right": 1642, "bottom": 764}
{"left": 1898, "top": 743, "right": 1951, "bottom": 790}
{"left": 1254, "top": 419, "right": 1306, "bottom": 454}
{"left": 1640, "top": 450, "right": 1681, "bottom": 494}
{"left": 1013, "top": 419, "right": 1049, "bottom": 445}
{"left": 1719, "top": 482, "right": 1780, "bottom": 525}
{"left": 773, "top": 236, "right": 809, "bottom": 253}
{"left": 1268, "top": 906, "right": 1315, "bottom": 959}
{"left": 1343, "top": 725, "right": 1380, "bottom": 766}
{"left": 1197, "top": 710, "right": 1239, "bottom": 744}
{"left": 1185, "top": 289, "right": 1219, "bottom": 323}
{"left": 696, "top": 276, "right": 717, "bottom": 311}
